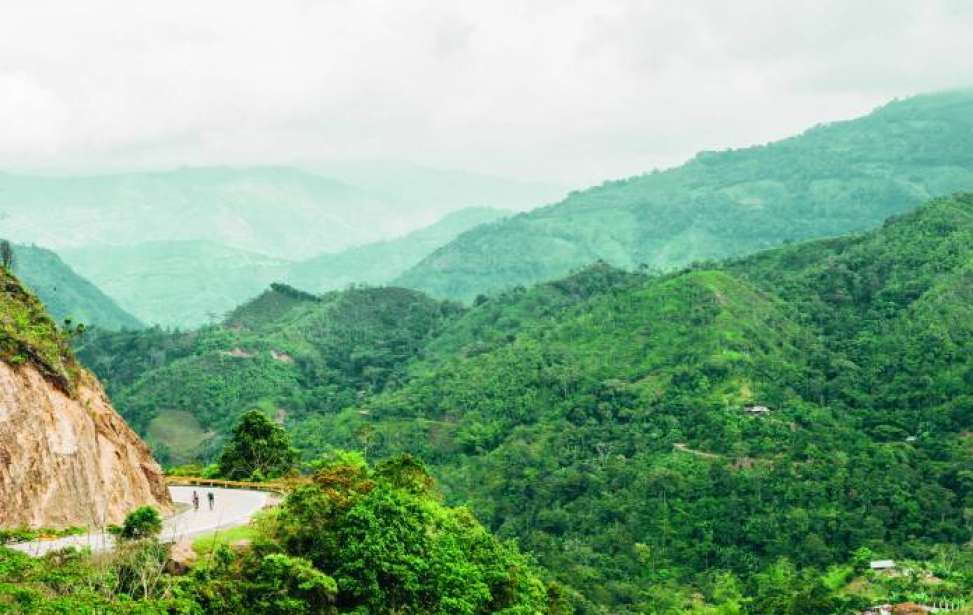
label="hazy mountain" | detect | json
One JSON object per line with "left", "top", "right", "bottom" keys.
{"left": 321, "top": 161, "right": 566, "bottom": 215}
{"left": 0, "top": 166, "right": 412, "bottom": 260}
{"left": 9, "top": 244, "right": 142, "bottom": 330}
{"left": 396, "top": 89, "right": 973, "bottom": 301}
{"left": 61, "top": 208, "right": 506, "bottom": 328}
{"left": 62, "top": 240, "right": 290, "bottom": 328}
{"left": 284, "top": 207, "right": 509, "bottom": 292}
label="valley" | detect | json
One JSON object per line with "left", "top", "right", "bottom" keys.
{"left": 73, "top": 193, "right": 973, "bottom": 612}
{"left": 4, "top": 83, "right": 973, "bottom": 613}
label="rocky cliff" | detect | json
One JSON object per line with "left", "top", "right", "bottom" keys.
{"left": 0, "top": 266, "right": 171, "bottom": 528}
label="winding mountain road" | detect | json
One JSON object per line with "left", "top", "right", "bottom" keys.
{"left": 9, "top": 486, "right": 271, "bottom": 557}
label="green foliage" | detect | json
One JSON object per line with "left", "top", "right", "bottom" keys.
{"left": 0, "top": 266, "right": 81, "bottom": 391}
{"left": 264, "top": 454, "right": 550, "bottom": 614}
{"left": 0, "top": 545, "right": 174, "bottom": 613}
{"left": 290, "top": 195, "right": 973, "bottom": 611}
{"left": 1, "top": 455, "right": 556, "bottom": 613}
{"left": 114, "top": 506, "right": 163, "bottom": 541}
{"left": 218, "top": 410, "right": 298, "bottom": 481}
{"left": 79, "top": 285, "right": 460, "bottom": 464}
{"left": 73, "top": 193, "right": 973, "bottom": 611}
{"left": 0, "top": 527, "right": 84, "bottom": 546}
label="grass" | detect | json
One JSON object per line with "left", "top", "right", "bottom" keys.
{"left": 146, "top": 410, "right": 214, "bottom": 465}
{"left": 191, "top": 524, "right": 258, "bottom": 557}
{"left": 0, "top": 526, "right": 86, "bottom": 545}
{"left": 0, "top": 266, "right": 78, "bottom": 392}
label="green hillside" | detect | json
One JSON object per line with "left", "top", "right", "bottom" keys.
{"left": 77, "top": 195, "right": 973, "bottom": 612}
{"left": 77, "top": 284, "right": 460, "bottom": 463}
{"left": 396, "top": 90, "right": 973, "bottom": 301}
{"left": 306, "top": 195, "right": 973, "bottom": 611}
{"left": 62, "top": 240, "right": 290, "bottom": 327}
{"left": 9, "top": 244, "right": 142, "bottom": 331}
{"left": 285, "top": 207, "right": 508, "bottom": 292}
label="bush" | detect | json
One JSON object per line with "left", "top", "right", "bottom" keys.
{"left": 115, "top": 507, "right": 163, "bottom": 541}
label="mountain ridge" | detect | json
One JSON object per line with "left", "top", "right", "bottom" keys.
{"left": 396, "top": 89, "right": 973, "bottom": 301}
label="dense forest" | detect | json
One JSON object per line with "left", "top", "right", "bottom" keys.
{"left": 396, "top": 90, "right": 973, "bottom": 302}
{"left": 74, "top": 194, "right": 973, "bottom": 612}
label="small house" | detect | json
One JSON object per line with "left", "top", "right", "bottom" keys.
{"left": 743, "top": 405, "right": 771, "bottom": 415}
{"left": 869, "top": 560, "right": 896, "bottom": 572}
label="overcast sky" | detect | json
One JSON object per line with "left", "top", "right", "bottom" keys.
{"left": 1, "top": 1, "right": 972, "bottom": 185}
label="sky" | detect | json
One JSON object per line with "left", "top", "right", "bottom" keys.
{"left": 1, "top": 1, "right": 972, "bottom": 186}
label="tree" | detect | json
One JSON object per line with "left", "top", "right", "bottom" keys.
{"left": 0, "top": 240, "right": 14, "bottom": 270}
{"left": 218, "top": 410, "right": 298, "bottom": 480}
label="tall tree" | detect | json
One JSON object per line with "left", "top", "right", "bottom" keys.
{"left": 218, "top": 409, "right": 298, "bottom": 480}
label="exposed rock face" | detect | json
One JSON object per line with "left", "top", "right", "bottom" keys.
{"left": 0, "top": 361, "right": 172, "bottom": 528}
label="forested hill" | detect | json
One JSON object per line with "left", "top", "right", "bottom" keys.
{"left": 10, "top": 244, "right": 142, "bottom": 330}
{"left": 75, "top": 283, "right": 461, "bottom": 463}
{"left": 301, "top": 194, "right": 973, "bottom": 611}
{"left": 77, "top": 194, "right": 973, "bottom": 612}
{"left": 396, "top": 89, "right": 973, "bottom": 301}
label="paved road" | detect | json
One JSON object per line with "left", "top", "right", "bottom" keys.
{"left": 9, "top": 486, "right": 271, "bottom": 557}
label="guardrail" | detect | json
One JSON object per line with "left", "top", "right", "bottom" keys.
{"left": 164, "top": 476, "right": 307, "bottom": 494}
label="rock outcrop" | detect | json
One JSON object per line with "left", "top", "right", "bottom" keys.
{"left": 0, "top": 361, "right": 172, "bottom": 528}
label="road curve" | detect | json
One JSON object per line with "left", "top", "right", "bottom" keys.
{"left": 9, "top": 486, "right": 271, "bottom": 557}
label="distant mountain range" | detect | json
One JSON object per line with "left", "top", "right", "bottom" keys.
{"left": 283, "top": 207, "right": 509, "bottom": 293}
{"left": 62, "top": 240, "right": 289, "bottom": 328}
{"left": 396, "top": 89, "right": 973, "bottom": 301}
{"left": 61, "top": 207, "right": 508, "bottom": 327}
{"left": 0, "top": 166, "right": 414, "bottom": 260}
{"left": 0, "top": 165, "right": 563, "bottom": 262}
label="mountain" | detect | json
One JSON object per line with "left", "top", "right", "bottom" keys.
{"left": 78, "top": 194, "right": 973, "bottom": 611}
{"left": 9, "top": 244, "right": 142, "bottom": 330}
{"left": 396, "top": 89, "right": 973, "bottom": 301}
{"left": 0, "top": 265, "right": 169, "bottom": 527}
{"left": 321, "top": 160, "right": 566, "bottom": 214}
{"left": 284, "top": 207, "right": 509, "bottom": 292}
{"left": 0, "top": 166, "right": 414, "bottom": 260}
{"left": 62, "top": 240, "right": 290, "bottom": 327}
{"left": 60, "top": 208, "right": 507, "bottom": 328}
{"left": 307, "top": 194, "right": 973, "bottom": 610}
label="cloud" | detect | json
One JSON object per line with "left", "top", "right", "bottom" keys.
{"left": 0, "top": 0, "right": 971, "bottom": 184}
